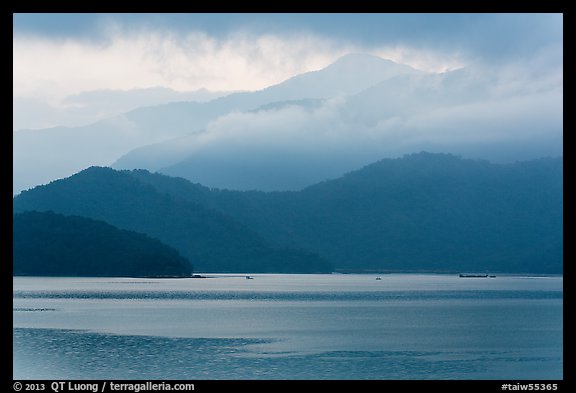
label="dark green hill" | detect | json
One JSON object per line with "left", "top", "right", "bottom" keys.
{"left": 292, "top": 153, "right": 562, "bottom": 273}
{"left": 13, "top": 153, "right": 562, "bottom": 274}
{"left": 13, "top": 211, "right": 192, "bottom": 277}
{"left": 127, "top": 152, "right": 563, "bottom": 274}
{"left": 13, "top": 167, "right": 331, "bottom": 273}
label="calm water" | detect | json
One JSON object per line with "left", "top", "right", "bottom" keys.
{"left": 13, "top": 274, "right": 563, "bottom": 380}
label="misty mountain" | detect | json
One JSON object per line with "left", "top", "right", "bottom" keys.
{"left": 114, "top": 64, "right": 562, "bottom": 191}
{"left": 13, "top": 211, "right": 193, "bottom": 277}
{"left": 248, "top": 53, "right": 422, "bottom": 101}
{"left": 13, "top": 87, "right": 231, "bottom": 131}
{"left": 111, "top": 98, "right": 328, "bottom": 175}
{"left": 12, "top": 167, "right": 331, "bottom": 274}
{"left": 13, "top": 99, "right": 232, "bottom": 195}
{"left": 14, "top": 153, "right": 563, "bottom": 274}
{"left": 118, "top": 53, "right": 418, "bottom": 137}
{"left": 14, "top": 53, "right": 420, "bottom": 194}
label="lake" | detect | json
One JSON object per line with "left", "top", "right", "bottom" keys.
{"left": 13, "top": 274, "right": 563, "bottom": 380}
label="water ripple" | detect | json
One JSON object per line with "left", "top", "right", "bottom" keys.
{"left": 13, "top": 289, "right": 562, "bottom": 301}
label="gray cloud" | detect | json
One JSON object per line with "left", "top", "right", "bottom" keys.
{"left": 13, "top": 14, "right": 563, "bottom": 192}
{"left": 142, "top": 62, "right": 562, "bottom": 190}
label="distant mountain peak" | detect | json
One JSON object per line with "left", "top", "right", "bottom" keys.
{"left": 326, "top": 53, "right": 420, "bottom": 73}
{"left": 331, "top": 53, "right": 399, "bottom": 66}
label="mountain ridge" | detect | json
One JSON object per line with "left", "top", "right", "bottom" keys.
{"left": 13, "top": 53, "right": 428, "bottom": 194}
{"left": 14, "top": 152, "right": 563, "bottom": 274}
{"left": 114, "top": 61, "right": 561, "bottom": 192}
{"left": 13, "top": 167, "right": 332, "bottom": 274}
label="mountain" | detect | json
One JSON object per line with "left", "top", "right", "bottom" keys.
{"left": 13, "top": 54, "right": 422, "bottom": 194}
{"left": 116, "top": 54, "right": 418, "bottom": 140}
{"left": 13, "top": 211, "right": 192, "bottom": 277}
{"left": 114, "top": 64, "right": 562, "bottom": 192}
{"left": 247, "top": 53, "right": 422, "bottom": 101}
{"left": 128, "top": 153, "right": 563, "bottom": 273}
{"left": 111, "top": 54, "right": 427, "bottom": 190}
{"left": 286, "top": 153, "right": 562, "bottom": 273}
{"left": 14, "top": 153, "right": 563, "bottom": 274}
{"left": 12, "top": 167, "right": 332, "bottom": 274}
{"left": 13, "top": 87, "right": 231, "bottom": 131}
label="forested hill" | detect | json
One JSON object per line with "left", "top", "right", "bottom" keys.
{"left": 13, "top": 211, "right": 192, "bottom": 277}
{"left": 127, "top": 152, "right": 563, "bottom": 274}
{"left": 13, "top": 168, "right": 331, "bottom": 274}
{"left": 14, "top": 152, "right": 562, "bottom": 274}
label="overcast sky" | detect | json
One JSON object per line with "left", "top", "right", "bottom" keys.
{"left": 12, "top": 13, "right": 563, "bottom": 193}
{"left": 13, "top": 13, "right": 562, "bottom": 98}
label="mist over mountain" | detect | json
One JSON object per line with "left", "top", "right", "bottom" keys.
{"left": 14, "top": 13, "right": 563, "bottom": 200}
{"left": 17, "top": 52, "right": 561, "bottom": 195}
{"left": 114, "top": 58, "right": 562, "bottom": 191}
{"left": 14, "top": 153, "right": 562, "bottom": 274}
{"left": 14, "top": 54, "right": 423, "bottom": 194}
{"left": 13, "top": 87, "right": 231, "bottom": 131}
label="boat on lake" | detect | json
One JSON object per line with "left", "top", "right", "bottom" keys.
{"left": 459, "top": 273, "right": 496, "bottom": 278}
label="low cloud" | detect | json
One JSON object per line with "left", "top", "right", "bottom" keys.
{"left": 13, "top": 25, "right": 468, "bottom": 119}
{"left": 13, "top": 30, "right": 350, "bottom": 100}
{"left": 13, "top": 87, "right": 229, "bottom": 130}
{"left": 13, "top": 14, "right": 563, "bottom": 192}
{"left": 180, "top": 65, "right": 562, "bottom": 168}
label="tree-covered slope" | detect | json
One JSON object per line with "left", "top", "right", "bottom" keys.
{"left": 13, "top": 167, "right": 332, "bottom": 273}
{"left": 290, "top": 153, "right": 562, "bottom": 273}
{"left": 127, "top": 152, "right": 563, "bottom": 274}
{"left": 14, "top": 153, "right": 562, "bottom": 274}
{"left": 13, "top": 211, "right": 192, "bottom": 277}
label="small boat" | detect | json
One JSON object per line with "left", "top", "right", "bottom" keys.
{"left": 459, "top": 273, "right": 496, "bottom": 278}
